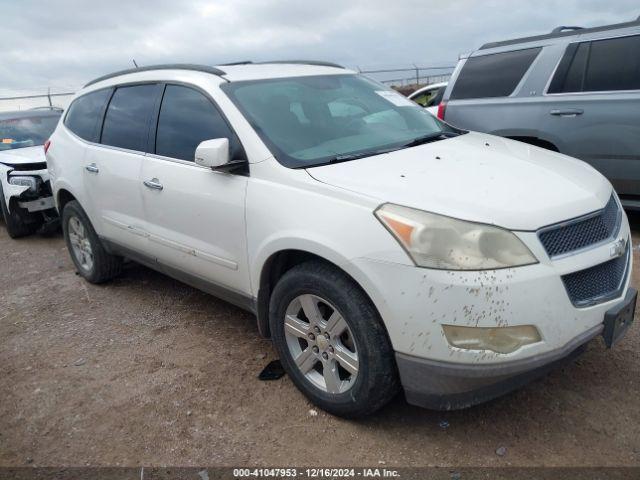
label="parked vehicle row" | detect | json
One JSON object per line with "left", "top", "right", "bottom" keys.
{"left": 42, "top": 60, "right": 635, "bottom": 417}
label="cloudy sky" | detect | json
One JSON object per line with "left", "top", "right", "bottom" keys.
{"left": 1, "top": 0, "right": 638, "bottom": 96}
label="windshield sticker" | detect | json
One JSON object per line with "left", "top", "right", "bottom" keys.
{"left": 375, "top": 90, "right": 417, "bottom": 107}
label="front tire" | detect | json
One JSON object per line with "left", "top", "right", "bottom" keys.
{"left": 62, "top": 200, "right": 122, "bottom": 283}
{"left": 269, "top": 260, "right": 399, "bottom": 418}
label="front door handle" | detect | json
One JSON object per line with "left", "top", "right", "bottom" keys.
{"left": 85, "top": 163, "right": 99, "bottom": 173}
{"left": 143, "top": 178, "right": 163, "bottom": 191}
{"left": 550, "top": 108, "right": 583, "bottom": 117}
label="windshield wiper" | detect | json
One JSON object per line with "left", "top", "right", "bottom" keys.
{"left": 401, "top": 130, "right": 461, "bottom": 148}
{"left": 311, "top": 130, "right": 465, "bottom": 167}
{"left": 327, "top": 147, "right": 397, "bottom": 164}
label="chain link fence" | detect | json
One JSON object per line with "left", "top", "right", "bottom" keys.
{"left": 0, "top": 89, "right": 75, "bottom": 112}
{"left": 359, "top": 65, "right": 454, "bottom": 92}
{"left": 0, "top": 64, "right": 455, "bottom": 112}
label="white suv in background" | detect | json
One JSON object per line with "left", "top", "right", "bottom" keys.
{"left": 407, "top": 81, "right": 447, "bottom": 115}
{"left": 46, "top": 62, "right": 636, "bottom": 417}
{"left": 0, "top": 109, "right": 61, "bottom": 237}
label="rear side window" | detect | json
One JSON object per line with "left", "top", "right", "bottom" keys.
{"left": 64, "top": 89, "right": 111, "bottom": 142}
{"left": 549, "top": 35, "right": 640, "bottom": 93}
{"left": 450, "top": 48, "right": 541, "bottom": 100}
{"left": 548, "top": 42, "right": 590, "bottom": 93}
{"left": 101, "top": 84, "right": 159, "bottom": 151}
{"left": 155, "top": 85, "right": 243, "bottom": 161}
{"left": 585, "top": 35, "right": 640, "bottom": 91}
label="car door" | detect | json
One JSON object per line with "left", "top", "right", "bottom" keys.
{"left": 543, "top": 34, "right": 640, "bottom": 197}
{"left": 140, "top": 83, "right": 250, "bottom": 295}
{"left": 83, "top": 83, "right": 162, "bottom": 253}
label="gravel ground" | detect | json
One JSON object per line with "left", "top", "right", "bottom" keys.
{"left": 0, "top": 212, "right": 638, "bottom": 468}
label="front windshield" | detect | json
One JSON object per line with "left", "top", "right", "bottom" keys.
{"left": 222, "top": 74, "right": 452, "bottom": 168}
{"left": 0, "top": 114, "right": 61, "bottom": 151}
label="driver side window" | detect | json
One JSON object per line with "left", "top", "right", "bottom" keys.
{"left": 155, "top": 85, "right": 244, "bottom": 162}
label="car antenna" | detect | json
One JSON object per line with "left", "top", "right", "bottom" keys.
{"left": 132, "top": 59, "right": 139, "bottom": 68}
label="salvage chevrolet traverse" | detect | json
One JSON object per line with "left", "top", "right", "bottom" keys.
{"left": 46, "top": 62, "right": 636, "bottom": 417}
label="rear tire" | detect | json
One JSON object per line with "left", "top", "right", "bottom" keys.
{"left": 269, "top": 260, "right": 399, "bottom": 418}
{"left": 0, "top": 182, "right": 39, "bottom": 238}
{"left": 62, "top": 200, "right": 122, "bottom": 283}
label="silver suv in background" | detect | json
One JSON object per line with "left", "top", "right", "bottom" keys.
{"left": 439, "top": 16, "right": 640, "bottom": 209}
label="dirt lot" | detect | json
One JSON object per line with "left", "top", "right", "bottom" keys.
{"left": 0, "top": 212, "right": 639, "bottom": 468}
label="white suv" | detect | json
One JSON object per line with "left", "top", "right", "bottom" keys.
{"left": 46, "top": 62, "right": 636, "bottom": 417}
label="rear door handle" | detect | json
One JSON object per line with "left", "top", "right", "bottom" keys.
{"left": 85, "top": 163, "right": 99, "bottom": 173}
{"left": 143, "top": 178, "right": 163, "bottom": 191}
{"left": 550, "top": 108, "right": 583, "bottom": 117}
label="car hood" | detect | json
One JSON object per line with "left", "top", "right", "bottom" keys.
{"left": 306, "top": 132, "right": 612, "bottom": 231}
{"left": 0, "top": 146, "right": 45, "bottom": 166}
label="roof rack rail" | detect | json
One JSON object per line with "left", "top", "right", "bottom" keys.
{"left": 256, "top": 60, "right": 345, "bottom": 69}
{"left": 84, "top": 64, "right": 227, "bottom": 88}
{"left": 551, "top": 25, "right": 583, "bottom": 33}
{"left": 480, "top": 17, "right": 640, "bottom": 50}
{"left": 218, "top": 60, "right": 345, "bottom": 69}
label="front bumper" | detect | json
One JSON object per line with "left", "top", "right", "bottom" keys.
{"left": 348, "top": 216, "right": 633, "bottom": 409}
{"left": 397, "top": 321, "right": 601, "bottom": 410}
{"left": 1, "top": 168, "right": 56, "bottom": 214}
{"left": 18, "top": 195, "right": 55, "bottom": 212}
{"left": 397, "top": 288, "right": 636, "bottom": 410}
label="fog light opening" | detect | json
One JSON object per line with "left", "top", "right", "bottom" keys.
{"left": 442, "top": 324, "right": 541, "bottom": 354}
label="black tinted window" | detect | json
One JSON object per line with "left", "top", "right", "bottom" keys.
{"left": 101, "top": 84, "right": 158, "bottom": 151}
{"left": 64, "top": 89, "right": 111, "bottom": 142}
{"left": 548, "top": 42, "right": 589, "bottom": 93}
{"left": 585, "top": 35, "right": 640, "bottom": 91}
{"left": 450, "top": 48, "right": 541, "bottom": 100}
{"left": 155, "top": 85, "right": 242, "bottom": 161}
{"left": 430, "top": 86, "right": 446, "bottom": 106}
{"left": 549, "top": 35, "right": 640, "bottom": 93}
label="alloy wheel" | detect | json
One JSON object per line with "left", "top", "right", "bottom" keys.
{"left": 284, "top": 294, "right": 359, "bottom": 394}
{"left": 68, "top": 216, "right": 94, "bottom": 272}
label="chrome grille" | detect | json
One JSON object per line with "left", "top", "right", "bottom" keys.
{"left": 538, "top": 195, "right": 621, "bottom": 258}
{"left": 561, "top": 246, "right": 629, "bottom": 307}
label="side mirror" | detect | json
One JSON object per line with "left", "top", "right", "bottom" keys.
{"left": 195, "top": 138, "right": 230, "bottom": 168}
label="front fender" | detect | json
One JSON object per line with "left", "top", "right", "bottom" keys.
{"left": 249, "top": 232, "right": 398, "bottom": 336}
{"left": 250, "top": 232, "right": 358, "bottom": 295}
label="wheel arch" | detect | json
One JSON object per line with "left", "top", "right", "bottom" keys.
{"left": 505, "top": 135, "right": 559, "bottom": 152}
{"left": 56, "top": 188, "right": 77, "bottom": 213}
{"left": 255, "top": 246, "right": 388, "bottom": 342}
{"left": 489, "top": 129, "right": 561, "bottom": 153}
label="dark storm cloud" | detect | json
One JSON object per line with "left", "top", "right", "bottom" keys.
{"left": 0, "top": 0, "right": 637, "bottom": 95}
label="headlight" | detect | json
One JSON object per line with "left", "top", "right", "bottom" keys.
{"left": 8, "top": 175, "right": 38, "bottom": 192}
{"left": 442, "top": 324, "right": 541, "bottom": 354}
{"left": 375, "top": 203, "right": 537, "bottom": 270}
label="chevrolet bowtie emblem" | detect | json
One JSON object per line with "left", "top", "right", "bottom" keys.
{"left": 610, "top": 238, "right": 627, "bottom": 259}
